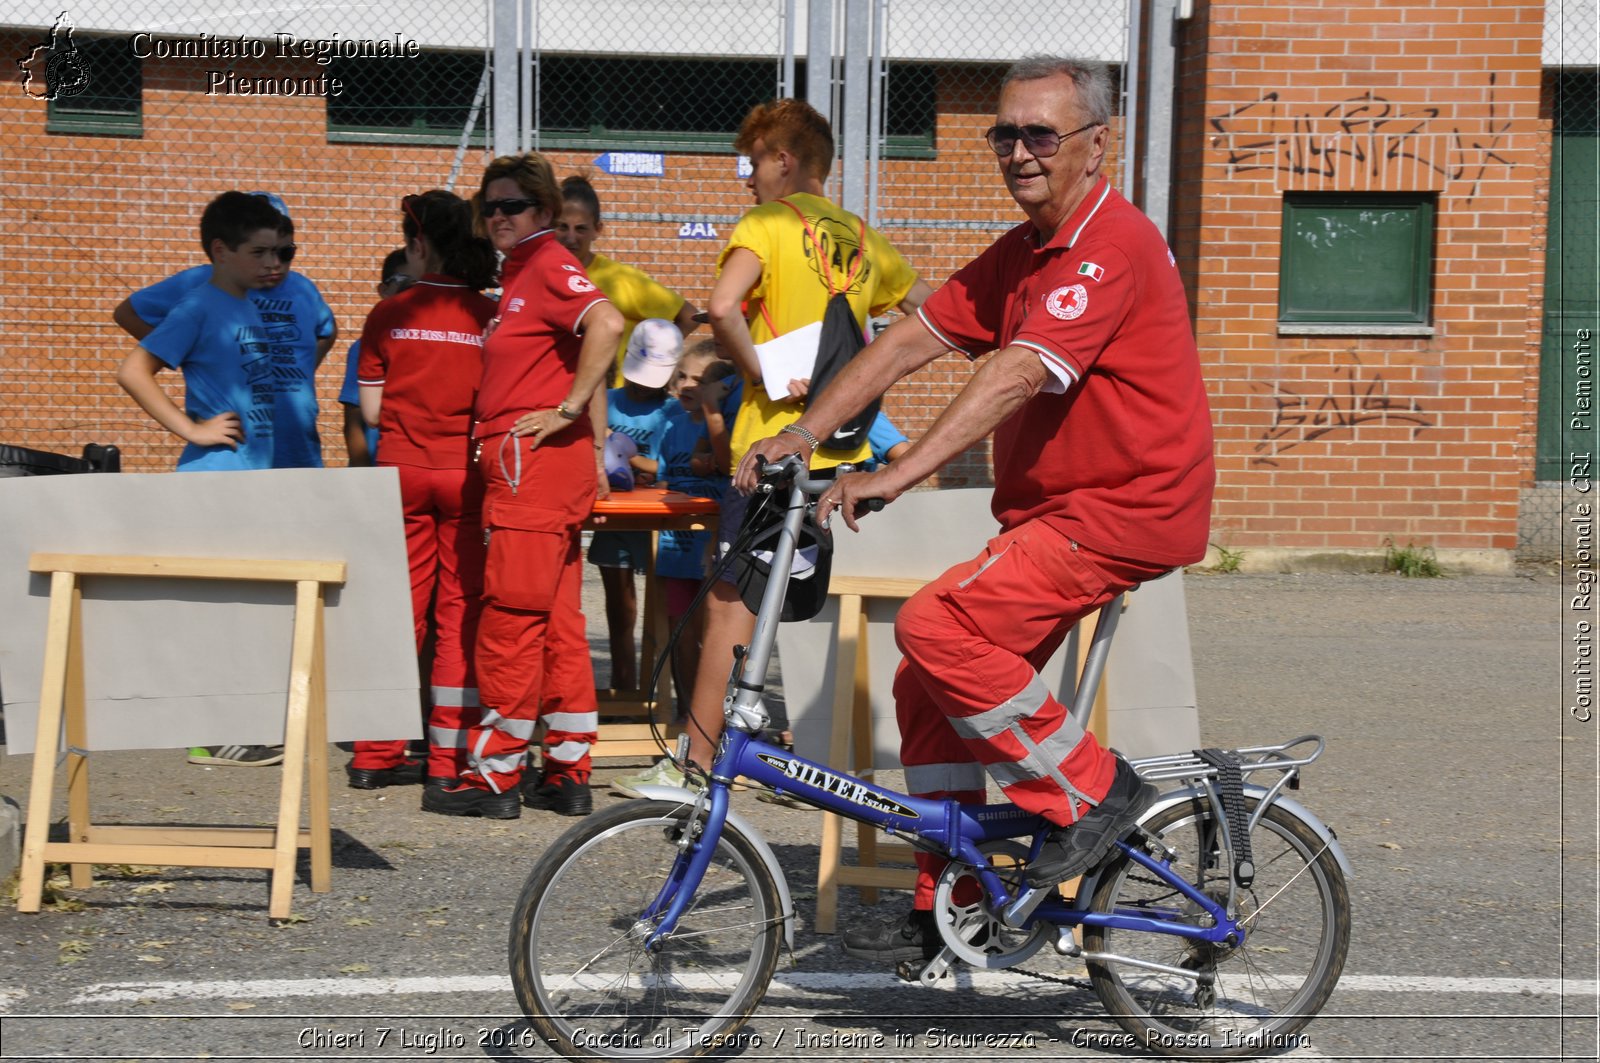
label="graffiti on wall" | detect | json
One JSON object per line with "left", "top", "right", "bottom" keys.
{"left": 1210, "top": 74, "right": 1515, "bottom": 201}
{"left": 1251, "top": 353, "right": 1432, "bottom": 466}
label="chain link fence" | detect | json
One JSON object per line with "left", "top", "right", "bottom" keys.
{"left": 3, "top": 0, "right": 1131, "bottom": 474}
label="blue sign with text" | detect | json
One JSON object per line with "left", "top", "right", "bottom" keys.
{"left": 677, "top": 221, "right": 720, "bottom": 240}
{"left": 593, "top": 151, "right": 665, "bottom": 177}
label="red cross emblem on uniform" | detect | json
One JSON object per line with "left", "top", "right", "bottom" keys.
{"left": 1045, "top": 284, "right": 1088, "bottom": 321}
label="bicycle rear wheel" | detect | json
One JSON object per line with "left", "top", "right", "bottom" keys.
{"left": 1085, "top": 798, "right": 1349, "bottom": 1057}
{"left": 509, "top": 800, "right": 783, "bottom": 1062}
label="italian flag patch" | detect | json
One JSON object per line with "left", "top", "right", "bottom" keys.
{"left": 1077, "top": 261, "right": 1105, "bottom": 282}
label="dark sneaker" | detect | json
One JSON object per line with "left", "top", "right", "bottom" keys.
{"left": 421, "top": 782, "right": 521, "bottom": 819}
{"left": 521, "top": 774, "right": 593, "bottom": 817}
{"left": 842, "top": 908, "right": 940, "bottom": 964}
{"left": 187, "top": 745, "right": 284, "bottom": 767}
{"left": 1025, "top": 757, "right": 1157, "bottom": 888}
{"left": 346, "top": 760, "right": 424, "bottom": 790}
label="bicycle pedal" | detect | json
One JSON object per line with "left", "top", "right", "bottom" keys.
{"left": 895, "top": 947, "right": 956, "bottom": 985}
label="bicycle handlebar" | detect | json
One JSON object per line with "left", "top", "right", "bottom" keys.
{"left": 754, "top": 455, "right": 886, "bottom": 512}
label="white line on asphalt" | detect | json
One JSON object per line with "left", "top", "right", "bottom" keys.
{"left": 53, "top": 972, "right": 1600, "bottom": 1006}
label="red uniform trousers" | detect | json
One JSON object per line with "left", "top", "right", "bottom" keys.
{"left": 892, "top": 519, "right": 1168, "bottom": 906}
{"left": 354, "top": 463, "right": 486, "bottom": 778}
{"left": 462, "top": 431, "right": 599, "bottom": 794}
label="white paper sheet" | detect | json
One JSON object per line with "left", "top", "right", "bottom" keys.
{"left": 754, "top": 320, "right": 822, "bottom": 402}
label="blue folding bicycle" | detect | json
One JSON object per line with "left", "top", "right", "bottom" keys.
{"left": 509, "top": 456, "right": 1352, "bottom": 1060}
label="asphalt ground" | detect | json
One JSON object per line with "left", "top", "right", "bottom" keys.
{"left": 0, "top": 565, "right": 1594, "bottom": 1063}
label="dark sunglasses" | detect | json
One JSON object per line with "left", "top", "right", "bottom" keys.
{"left": 380, "top": 273, "right": 415, "bottom": 291}
{"left": 481, "top": 198, "right": 539, "bottom": 218}
{"left": 260, "top": 244, "right": 296, "bottom": 263}
{"left": 984, "top": 122, "right": 1099, "bottom": 158}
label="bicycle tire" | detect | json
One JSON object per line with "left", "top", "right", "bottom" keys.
{"left": 1084, "top": 798, "right": 1350, "bottom": 1057}
{"left": 509, "top": 800, "right": 783, "bottom": 1062}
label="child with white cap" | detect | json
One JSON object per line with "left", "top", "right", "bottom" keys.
{"left": 588, "top": 318, "right": 683, "bottom": 691}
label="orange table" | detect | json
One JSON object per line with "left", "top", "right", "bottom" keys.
{"left": 584, "top": 487, "right": 718, "bottom": 758}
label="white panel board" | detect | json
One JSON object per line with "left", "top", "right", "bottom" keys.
{"left": 0, "top": 469, "right": 421, "bottom": 754}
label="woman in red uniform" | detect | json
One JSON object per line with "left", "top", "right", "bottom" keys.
{"left": 355, "top": 190, "right": 499, "bottom": 791}
{"left": 423, "top": 153, "right": 623, "bottom": 819}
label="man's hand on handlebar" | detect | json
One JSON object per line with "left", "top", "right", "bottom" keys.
{"left": 816, "top": 469, "right": 895, "bottom": 532}
{"left": 734, "top": 432, "right": 810, "bottom": 493}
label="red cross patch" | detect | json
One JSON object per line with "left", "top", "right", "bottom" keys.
{"left": 1045, "top": 284, "right": 1088, "bottom": 321}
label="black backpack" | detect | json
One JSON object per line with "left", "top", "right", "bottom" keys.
{"left": 765, "top": 200, "right": 879, "bottom": 454}
{"left": 809, "top": 290, "right": 878, "bottom": 452}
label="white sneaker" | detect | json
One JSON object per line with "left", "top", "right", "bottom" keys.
{"left": 611, "top": 758, "right": 687, "bottom": 799}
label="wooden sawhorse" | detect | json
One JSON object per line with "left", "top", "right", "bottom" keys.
{"left": 814, "top": 576, "right": 1120, "bottom": 934}
{"left": 15, "top": 553, "right": 346, "bottom": 922}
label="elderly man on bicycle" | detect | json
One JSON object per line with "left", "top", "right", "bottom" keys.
{"left": 737, "top": 54, "right": 1217, "bottom": 963}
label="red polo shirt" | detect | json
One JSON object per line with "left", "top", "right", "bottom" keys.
{"left": 357, "top": 275, "right": 497, "bottom": 469}
{"left": 475, "top": 230, "right": 610, "bottom": 430}
{"left": 918, "top": 179, "right": 1214, "bottom": 567}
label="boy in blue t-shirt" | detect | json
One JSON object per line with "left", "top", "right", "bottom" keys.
{"left": 115, "top": 191, "right": 298, "bottom": 769}
{"left": 589, "top": 318, "right": 681, "bottom": 692}
{"left": 112, "top": 192, "right": 337, "bottom": 469}
{"left": 116, "top": 191, "right": 293, "bottom": 471}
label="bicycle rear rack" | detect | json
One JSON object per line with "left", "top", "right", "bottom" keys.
{"left": 1129, "top": 734, "right": 1324, "bottom": 786}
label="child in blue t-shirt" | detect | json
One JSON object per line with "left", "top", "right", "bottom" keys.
{"left": 863, "top": 409, "right": 912, "bottom": 469}
{"left": 590, "top": 318, "right": 681, "bottom": 692}
{"left": 338, "top": 250, "right": 413, "bottom": 466}
{"left": 112, "top": 192, "right": 338, "bottom": 469}
{"left": 116, "top": 191, "right": 294, "bottom": 472}
{"left": 113, "top": 192, "right": 304, "bottom": 771}
{"left": 655, "top": 341, "right": 739, "bottom": 709}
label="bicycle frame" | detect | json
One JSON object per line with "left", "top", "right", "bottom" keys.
{"left": 642, "top": 730, "right": 1246, "bottom": 953}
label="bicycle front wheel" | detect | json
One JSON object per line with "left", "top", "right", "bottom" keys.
{"left": 1085, "top": 798, "right": 1350, "bottom": 1057}
{"left": 509, "top": 800, "right": 783, "bottom": 1063}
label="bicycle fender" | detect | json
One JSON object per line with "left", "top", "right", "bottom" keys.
{"left": 631, "top": 784, "right": 797, "bottom": 950}
{"left": 1141, "top": 783, "right": 1354, "bottom": 879}
{"left": 1074, "top": 783, "right": 1354, "bottom": 905}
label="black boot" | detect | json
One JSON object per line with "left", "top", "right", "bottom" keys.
{"left": 521, "top": 774, "right": 593, "bottom": 817}
{"left": 1025, "top": 756, "right": 1158, "bottom": 888}
{"left": 346, "top": 760, "right": 424, "bottom": 790}
{"left": 422, "top": 782, "right": 521, "bottom": 819}
{"left": 842, "top": 908, "right": 940, "bottom": 964}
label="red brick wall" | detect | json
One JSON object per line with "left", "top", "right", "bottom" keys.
{"left": 1173, "top": 0, "right": 1546, "bottom": 555}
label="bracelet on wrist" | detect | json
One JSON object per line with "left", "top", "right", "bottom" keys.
{"left": 779, "top": 423, "right": 819, "bottom": 452}
{"left": 556, "top": 401, "right": 582, "bottom": 421}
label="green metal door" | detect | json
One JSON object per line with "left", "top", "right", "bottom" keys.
{"left": 1537, "top": 72, "right": 1600, "bottom": 481}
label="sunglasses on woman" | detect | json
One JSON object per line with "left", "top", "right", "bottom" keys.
{"left": 481, "top": 198, "right": 540, "bottom": 218}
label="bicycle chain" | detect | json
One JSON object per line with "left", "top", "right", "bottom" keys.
{"left": 1014, "top": 964, "right": 1097, "bottom": 992}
